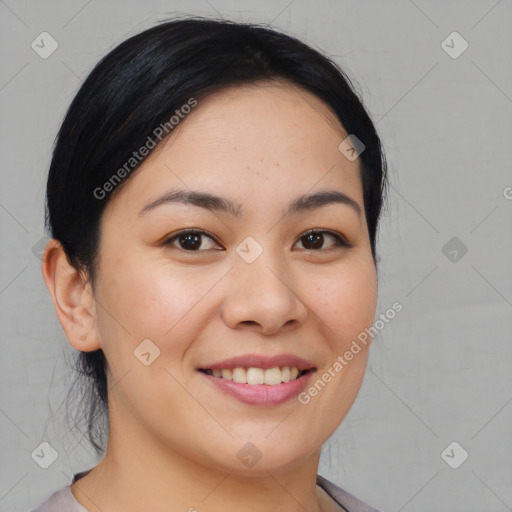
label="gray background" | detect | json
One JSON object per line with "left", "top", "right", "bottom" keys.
{"left": 1, "top": 1, "right": 511, "bottom": 511}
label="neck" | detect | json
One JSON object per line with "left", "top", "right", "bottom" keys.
{"left": 71, "top": 409, "right": 329, "bottom": 512}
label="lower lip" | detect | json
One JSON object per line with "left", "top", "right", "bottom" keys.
{"left": 198, "top": 370, "right": 315, "bottom": 406}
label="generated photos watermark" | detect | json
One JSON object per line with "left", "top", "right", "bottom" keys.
{"left": 298, "top": 301, "right": 403, "bottom": 404}
{"left": 93, "top": 97, "right": 198, "bottom": 200}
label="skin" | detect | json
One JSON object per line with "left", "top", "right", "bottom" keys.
{"left": 42, "top": 81, "right": 378, "bottom": 512}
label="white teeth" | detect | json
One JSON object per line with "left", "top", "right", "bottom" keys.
{"left": 208, "top": 366, "right": 304, "bottom": 385}
{"left": 264, "top": 367, "right": 282, "bottom": 386}
{"left": 232, "top": 367, "right": 246, "bottom": 384}
{"left": 221, "top": 369, "right": 232, "bottom": 380}
{"left": 247, "top": 367, "right": 264, "bottom": 385}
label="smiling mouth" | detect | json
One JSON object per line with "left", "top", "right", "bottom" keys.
{"left": 198, "top": 366, "right": 314, "bottom": 386}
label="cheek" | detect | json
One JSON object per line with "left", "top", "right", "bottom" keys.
{"left": 95, "top": 252, "right": 225, "bottom": 352}
{"left": 289, "top": 259, "right": 376, "bottom": 444}
{"left": 310, "top": 257, "right": 377, "bottom": 348}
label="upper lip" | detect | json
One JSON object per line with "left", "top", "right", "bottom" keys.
{"left": 197, "top": 353, "right": 316, "bottom": 371}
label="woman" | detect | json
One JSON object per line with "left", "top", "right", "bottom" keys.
{"left": 33, "top": 16, "right": 387, "bottom": 512}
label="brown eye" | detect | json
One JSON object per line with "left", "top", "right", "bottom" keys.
{"left": 163, "top": 230, "right": 221, "bottom": 251}
{"left": 295, "top": 230, "right": 351, "bottom": 251}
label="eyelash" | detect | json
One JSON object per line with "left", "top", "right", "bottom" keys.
{"left": 162, "top": 228, "right": 353, "bottom": 253}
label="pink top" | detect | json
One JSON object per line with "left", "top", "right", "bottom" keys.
{"left": 30, "top": 471, "right": 380, "bottom": 512}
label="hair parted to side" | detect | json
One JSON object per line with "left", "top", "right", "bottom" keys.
{"left": 45, "top": 16, "right": 388, "bottom": 454}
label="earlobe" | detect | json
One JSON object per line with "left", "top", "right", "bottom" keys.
{"left": 41, "top": 239, "right": 101, "bottom": 352}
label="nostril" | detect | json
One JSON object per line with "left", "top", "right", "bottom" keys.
{"left": 239, "top": 321, "right": 260, "bottom": 329}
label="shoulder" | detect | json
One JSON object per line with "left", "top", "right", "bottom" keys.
{"left": 30, "top": 485, "right": 88, "bottom": 512}
{"left": 316, "top": 474, "right": 381, "bottom": 512}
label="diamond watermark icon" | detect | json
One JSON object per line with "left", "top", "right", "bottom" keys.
{"left": 441, "top": 441, "right": 468, "bottom": 469}
{"left": 441, "top": 32, "right": 468, "bottom": 59}
{"left": 442, "top": 236, "right": 468, "bottom": 263}
{"left": 134, "top": 338, "right": 160, "bottom": 366}
{"left": 237, "top": 442, "right": 263, "bottom": 468}
{"left": 236, "top": 236, "right": 263, "bottom": 263}
{"left": 338, "top": 134, "right": 365, "bottom": 161}
{"left": 31, "top": 32, "right": 59, "bottom": 59}
{"left": 32, "top": 236, "right": 51, "bottom": 261}
{"left": 31, "top": 441, "right": 59, "bottom": 469}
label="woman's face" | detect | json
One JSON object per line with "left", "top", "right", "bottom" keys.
{"left": 91, "top": 82, "right": 377, "bottom": 474}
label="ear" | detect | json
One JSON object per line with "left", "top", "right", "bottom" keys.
{"left": 41, "top": 239, "right": 101, "bottom": 352}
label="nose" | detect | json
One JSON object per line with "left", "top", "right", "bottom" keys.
{"left": 220, "top": 249, "right": 309, "bottom": 336}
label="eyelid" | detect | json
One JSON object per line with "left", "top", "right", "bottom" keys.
{"left": 161, "top": 228, "right": 222, "bottom": 249}
{"left": 300, "top": 228, "right": 353, "bottom": 249}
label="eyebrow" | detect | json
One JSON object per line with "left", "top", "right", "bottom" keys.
{"left": 138, "top": 188, "right": 362, "bottom": 218}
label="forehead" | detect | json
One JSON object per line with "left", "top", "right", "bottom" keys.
{"left": 170, "top": 81, "right": 349, "bottom": 158}
{"left": 106, "top": 82, "right": 363, "bottom": 219}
